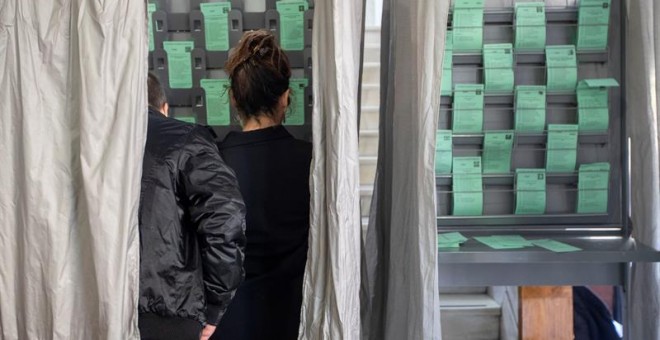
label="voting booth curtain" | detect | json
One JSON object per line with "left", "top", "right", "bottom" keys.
{"left": 298, "top": 0, "right": 363, "bottom": 339}
{"left": 0, "top": 1, "right": 146, "bottom": 339}
{"left": 360, "top": 0, "right": 448, "bottom": 339}
{"left": 625, "top": 1, "right": 660, "bottom": 338}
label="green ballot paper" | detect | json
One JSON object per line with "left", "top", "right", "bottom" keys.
{"left": 546, "top": 46, "right": 578, "bottom": 92}
{"left": 201, "top": 2, "right": 231, "bottom": 51}
{"left": 284, "top": 78, "right": 308, "bottom": 126}
{"left": 176, "top": 116, "right": 197, "bottom": 124}
{"left": 452, "top": 84, "right": 484, "bottom": 133}
{"left": 482, "top": 131, "right": 514, "bottom": 174}
{"left": 546, "top": 124, "right": 578, "bottom": 172}
{"left": 515, "top": 86, "right": 546, "bottom": 132}
{"left": 435, "top": 130, "right": 453, "bottom": 174}
{"left": 576, "top": 0, "right": 611, "bottom": 50}
{"left": 452, "top": 0, "right": 484, "bottom": 51}
{"left": 577, "top": 78, "right": 619, "bottom": 132}
{"left": 452, "top": 157, "right": 483, "bottom": 216}
{"left": 200, "top": 79, "right": 231, "bottom": 126}
{"left": 148, "top": 3, "right": 157, "bottom": 52}
{"left": 532, "top": 239, "right": 582, "bottom": 252}
{"left": 475, "top": 235, "right": 533, "bottom": 249}
{"left": 483, "top": 44, "right": 514, "bottom": 93}
{"left": 514, "top": 2, "right": 546, "bottom": 50}
{"left": 277, "top": 1, "right": 309, "bottom": 51}
{"left": 163, "top": 41, "right": 194, "bottom": 89}
{"left": 441, "top": 31, "right": 453, "bottom": 96}
{"left": 515, "top": 169, "right": 546, "bottom": 215}
{"left": 438, "top": 232, "right": 468, "bottom": 249}
{"left": 577, "top": 162, "right": 610, "bottom": 214}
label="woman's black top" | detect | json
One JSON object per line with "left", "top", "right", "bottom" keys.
{"left": 212, "top": 125, "right": 312, "bottom": 340}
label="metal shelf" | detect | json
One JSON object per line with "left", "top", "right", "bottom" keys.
{"left": 441, "top": 93, "right": 577, "bottom": 105}
{"left": 451, "top": 50, "right": 608, "bottom": 65}
{"left": 438, "top": 235, "right": 660, "bottom": 286}
{"left": 436, "top": 173, "right": 578, "bottom": 186}
{"left": 449, "top": 132, "right": 608, "bottom": 145}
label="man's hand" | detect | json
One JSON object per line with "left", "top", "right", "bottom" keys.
{"left": 200, "top": 324, "right": 217, "bottom": 340}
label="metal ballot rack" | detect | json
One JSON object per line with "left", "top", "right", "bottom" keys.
{"left": 436, "top": 1, "right": 660, "bottom": 335}
{"left": 148, "top": 0, "right": 314, "bottom": 141}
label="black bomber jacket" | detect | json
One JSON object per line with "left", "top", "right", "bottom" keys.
{"left": 138, "top": 109, "right": 246, "bottom": 325}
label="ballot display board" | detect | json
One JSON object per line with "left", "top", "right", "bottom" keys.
{"left": 437, "top": 0, "right": 624, "bottom": 232}
{"left": 435, "top": 1, "right": 660, "bottom": 306}
{"left": 147, "top": 0, "right": 314, "bottom": 141}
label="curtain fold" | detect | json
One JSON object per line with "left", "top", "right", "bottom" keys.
{"left": 361, "top": 1, "right": 449, "bottom": 339}
{"left": 625, "top": 1, "right": 660, "bottom": 339}
{"left": 0, "top": 1, "right": 146, "bottom": 339}
{"left": 298, "top": 0, "right": 364, "bottom": 339}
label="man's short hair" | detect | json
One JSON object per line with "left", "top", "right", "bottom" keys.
{"left": 148, "top": 72, "right": 167, "bottom": 111}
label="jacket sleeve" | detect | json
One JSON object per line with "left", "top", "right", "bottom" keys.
{"left": 178, "top": 126, "right": 246, "bottom": 325}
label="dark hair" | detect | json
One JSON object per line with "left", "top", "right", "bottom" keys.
{"left": 225, "top": 30, "right": 291, "bottom": 119}
{"left": 148, "top": 72, "right": 167, "bottom": 111}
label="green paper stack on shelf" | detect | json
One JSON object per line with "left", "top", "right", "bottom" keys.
{"left": 514, "top": 2, "right": 546, "bottom": 50}
{"left": 437, "top": 232, "right": 468, "bottom": 249}
{"left": 435, "top": 130, "right": 453, "bottom": 175}
{"left": 577, "top": 162, "right": 610, "bottom": 214}
{"left": 163, "top": 41, "right": 195, "bottom": 89}
{"left": 284, "top": 78, "right": 309, "bottom": 126}
{"left": 546, "top": 45, "right": 578, "bottom": 92}
{"left": 200, "top": 79, "right": 231, "bottom": 126}
{"left": 577, "top": 78, "right": 619, "bottom": 132}
{"left": 452, "top": 156, "right": 483, "bottom": 216}
{"left": 452, "top": 84, "right": 484, "bottom": 133}
{"left": 441, "top": 31, "right": 453, "bottom": 97}
{"left": 148, "top": 3, "right": 157, "bottom": 52}
{"left": 482, "top": 131, "right": 514, "bottom": 174}
{"left": 276, "top": 1, "right": 309, "bottom": 51}
{"left": 576, "top": 0, "right": 612, "bottom": 50}
{"left": 515, "top": 169, "right": 546, "bottom": 215}
{"left": 452, "top": 0, "right": 484, "bottom": 52}
{"left": 201, "top": 2, "right": 231, "bottom": 51}
{"left": 546, "top": 124, "right": 578, "bottom": 173}
{"left": 483, "top": 43, "right": 514, "bottom": 93}
{"left": 515, "top": 85, "right": 546, "bottom": 132}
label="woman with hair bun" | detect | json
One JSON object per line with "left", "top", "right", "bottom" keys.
{"left": 211, "top": 30, "right": 312, "bottom": 340}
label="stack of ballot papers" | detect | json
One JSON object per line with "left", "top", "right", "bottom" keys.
{"left": 514, "top": 2, "right": 546, "bottom": 50}
{"left": 437, "top": 232, "right": 468, "bottom": 249}
{"left": 452, "top": 0, "right": 485, "bottom": 52}
{"left": 484, "top": 44, "right": 514, "bottom": 92}
{"left": 577, "top": 162, "right": 611, "bottom": 213}
{"left": 515, "top": 86, "right": 546, "bottom": 132}
{"left": 435, "top": 130, "right": 453, "bottom": 174}
{"left": 452, "top": 157, "right": 484, "bottom": 216}
{"left": 201, "top": 2, "right": 231, "bottom": 52}
{"left": 515, "top": 169, "right": 546, "bottom": 215}
{"left": 474, "top": 235, "right": 582, "bottom": 252}
{"left": 576, "top": 0, "right": 611, "bottom": 51}
{"left": 276, "top": 1, "right": 309, "bottom": 51}
{"left": 452, "top": 84, "right": 485, "bottom": 133}
{"left": 545, "top": 124, "right": 578, "bottom": 173}
{"left": 577, "top": 78, "right": 619, "bottom": 132}
{"left": 482, "top": 131, "right": 514, "bottom": 174}
{"left": 441, "top": 31, "right": 453, "bottom": 96}
{"left": 546, "top": 45, "right": 578, "bottom": 91}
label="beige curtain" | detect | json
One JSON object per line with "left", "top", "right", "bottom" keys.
{"left": 0, "top": 1, "right": 147, "bottom": 339}
{"left": 298, "top": 0, "right": 364, "bottom": 339}
{"left": 625, "top": 0, "right": 660, "bottom": 338}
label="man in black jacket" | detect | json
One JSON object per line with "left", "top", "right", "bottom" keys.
{"left": 138, "top": 73, "right": 246, "bottom": 340}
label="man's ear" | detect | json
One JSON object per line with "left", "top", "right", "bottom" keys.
{"left": 161, "top": 102, "right": 169, "bottom": 117}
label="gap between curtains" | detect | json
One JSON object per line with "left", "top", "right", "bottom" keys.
{"left": 361, "top": 0, "right": 449, "bottom": 339}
